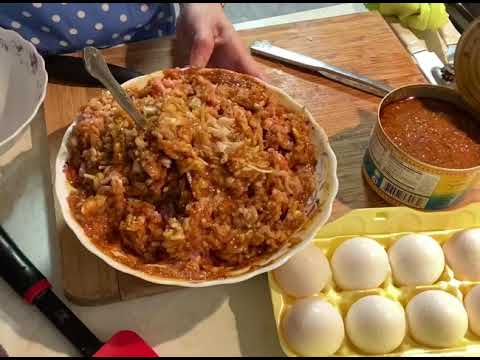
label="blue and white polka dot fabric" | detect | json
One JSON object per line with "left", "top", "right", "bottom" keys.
{"left": 0, "top": 3, "right": 176, "bottom": 55}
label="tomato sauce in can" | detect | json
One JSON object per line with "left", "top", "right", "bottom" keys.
{"left": 363, "top": 85, "right": 480, "bottom": 210}
{"left": 363, "top": 20, "right": 480, "bottom": 210}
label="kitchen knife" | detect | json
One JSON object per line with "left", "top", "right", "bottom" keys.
{"left": 388, "top": 22, "right": 445, "bottom": 85}
{"left": 428, "top": 21, "right": 462, "bottom": 86}
{"left": 0, "top": 226, "right": 158, "bottom": 357}
{"left": 44, "top": 55, "right": 144, "bottom": 87}
{"left": 439, "top": 20, "right": 461, "bottom": 64}
{"left": 250, "top": 40, "right": 393, "bottom": 97}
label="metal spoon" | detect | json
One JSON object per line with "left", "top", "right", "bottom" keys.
{"left": 83, "top": 46, "right": 146, "bottom": 127}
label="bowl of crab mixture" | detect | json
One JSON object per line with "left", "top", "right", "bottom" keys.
{"left": 55, "top": 68, "right": 338, "bottom": 287}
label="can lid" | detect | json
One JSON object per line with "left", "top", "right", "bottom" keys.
{"left": 455, "top": 18, "right": 480, "bottom": 114}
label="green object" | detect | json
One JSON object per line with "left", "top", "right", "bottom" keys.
{"left": 428, "top": 3, "right": 449, "bottom": 30}
{"left": 365, "top": 3, "right": 380, "bottom": 11}
{"left": 403, "top": 3, "right": 431, "bottom": 31}
{"left": 365, "top": 3, "right": 449, "bottom": 31}
{"left": 379, "top": 3, "right": 419, "bottom": 17}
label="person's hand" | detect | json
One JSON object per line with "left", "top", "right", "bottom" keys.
{"left": 175, "top": 3, "right": 265, "bottom": 80}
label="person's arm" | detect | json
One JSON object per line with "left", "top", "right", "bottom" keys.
{"left": 175, "top": 3, "right": 265, "bottom": 80}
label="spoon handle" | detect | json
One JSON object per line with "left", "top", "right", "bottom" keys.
{"left": 83, "top": 47, "right": 145, "bottom": 127}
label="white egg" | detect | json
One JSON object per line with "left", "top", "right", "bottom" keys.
{"left": 444, "top": 228, "right": 480, "bottom": 281}
{"left": 464, "top": 285, "right": 480, "bottom": 337}
{"left": 331, "top": 237, "right": 389, "bottom": 290}
{"left": 273, "top": 245, "right": 331, "bottom": 298}
{"left": 388, "top": 234, "right": 445, "bottom": 286}
{"left": 346, "top": 295, "right": 406, "bottom": 354}
{"left": 282, "top": 297, "right": 344, "bottom": 356}
{"left": 406, "top": 290, "right": 468, "bottom": 348}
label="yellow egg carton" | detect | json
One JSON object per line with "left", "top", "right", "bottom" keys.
{"left": 268, "top": 203, "right": 480, "bottom": 357}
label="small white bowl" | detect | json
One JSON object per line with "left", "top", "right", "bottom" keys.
{"left": 0, "top": 27, "right": 48, "bottom": 155}
{"left": 55, "top": 68, "right": 338, "bottom": 287}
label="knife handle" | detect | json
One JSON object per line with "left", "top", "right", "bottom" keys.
{"left": 0, "top": 226, "right": 46, "bottom": 299}
{"left": 0, "top": 226, "right": 102, "bottom": 357}
{"left": 44, "top": 55, "right": 143, "bottom": 87}
{"left": 34, "top": 289, "right": 103, "bottom": 357}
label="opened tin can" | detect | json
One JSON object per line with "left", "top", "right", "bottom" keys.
{"left": 363, "top": 19, "right": 480, "bottom": 210}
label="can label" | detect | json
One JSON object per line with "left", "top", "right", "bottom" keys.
{"left": 363, "top": 124, "right": 479, "bottom": 210}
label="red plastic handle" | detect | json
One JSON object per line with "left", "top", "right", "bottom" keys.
{"left": 94, "top": 331, "right": 158, "bottom": 357}
{"left": 23, "top": 279, "right": 51, "bottom": 304}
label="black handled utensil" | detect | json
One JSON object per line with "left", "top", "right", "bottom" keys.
{"left": 44, "top": 55, "right": 144, "bottom": 87}
{"left": 0, "top": 226, "right": 158, "bottom": 357}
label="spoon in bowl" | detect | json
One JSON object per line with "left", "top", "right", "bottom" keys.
{"left": 83, "top": 46, "right": 146, "bottom": 127}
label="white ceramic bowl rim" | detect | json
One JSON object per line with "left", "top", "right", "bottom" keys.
{"left": 0, "top": 27, "right": 48, "bottom": 150}
{"left": 55, "top": 68, "right": 339, "bottom": 287}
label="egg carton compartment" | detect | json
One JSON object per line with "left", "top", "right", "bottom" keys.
{"left": 271, "top": 274, "right": 477, "bottom": 357}
{"left": 268, "top": 203, "right": 480, "bottom": 357}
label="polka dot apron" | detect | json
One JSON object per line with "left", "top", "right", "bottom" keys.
{"left": 0, "top": 3, "right": 176, "bottom": 55}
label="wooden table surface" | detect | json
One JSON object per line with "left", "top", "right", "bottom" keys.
{"left": 44, "top": 12, "right": 480, "bottom": 305}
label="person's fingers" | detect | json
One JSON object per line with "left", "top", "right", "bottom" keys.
{"left": 189, "top": 31, "right": 215, "bottom": 68}
{"left": 232, "top": 44, "right": 268, "bottom": 81}
{"left": 242, "top": 59, "right": 268, "bottom": 81}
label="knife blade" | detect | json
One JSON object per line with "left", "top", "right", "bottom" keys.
{"left": 250, "top": 40, "right": 393, "bottom": 97}
{"left": 439, "top": 20, "right": 461, "bottom": 64}
{"left": 44, "top": 55, "right": 144, "bottom": 87}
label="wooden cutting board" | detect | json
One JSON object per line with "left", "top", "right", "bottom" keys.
{"left": 45, "top": 12, "right": 480, "bottom": 305}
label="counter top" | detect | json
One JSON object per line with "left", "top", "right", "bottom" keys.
{"left": 1, "top": 5, "right": 478, "bottom": 357}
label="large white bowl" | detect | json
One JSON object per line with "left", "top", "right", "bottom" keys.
{"left": 55, "top": 68, "right": 338, "bottom": 287}
{"left": 0, "top": 27, "right": 48, "bottom": 155}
